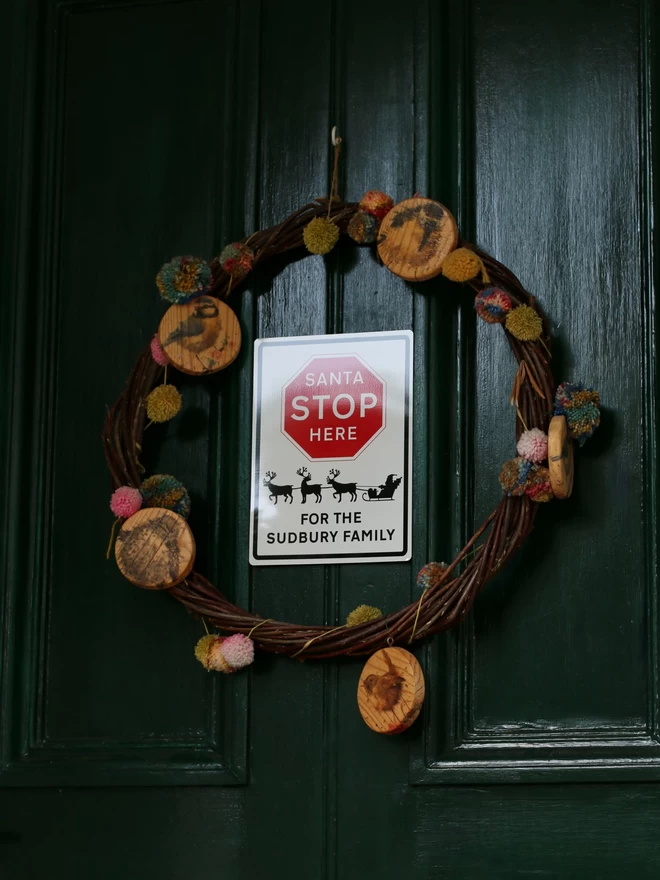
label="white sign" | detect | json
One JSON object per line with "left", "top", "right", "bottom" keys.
{"left": 249, "top": 330, "right": 413, "bottom": 565}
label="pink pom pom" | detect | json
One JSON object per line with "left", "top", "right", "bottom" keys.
{"left": 110, "top": 486, "right": 143, "bottom": 519}
{"left": 150, "top": 334, "right": 168, "bottom": 366}
{"left": 516, "top": 428, "right": 548, "bottom": 463}
{"left": 220, "top": 634, "right": 255, "bottom": 670}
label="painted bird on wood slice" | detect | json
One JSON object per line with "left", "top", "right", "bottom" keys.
{"left": 362, "top": 651, "right": 405, "bottom": 712}
{"left": 162, "top": 296, "right": 223, "bottom": 353}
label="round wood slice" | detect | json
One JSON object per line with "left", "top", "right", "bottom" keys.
{"left": 158, "top": 295, "right": 241, "bottom": 375}
{"left": 377, "top": 198, "right": 458, "bottom": 282}
{"left": 115, "top": 508, "right": 195, "bottom": 589}
{"left": 548, "top": 415, "right": 574, "bottom": 499}
{"left": 357, "top": 647, "right": 425, "bottom": 735}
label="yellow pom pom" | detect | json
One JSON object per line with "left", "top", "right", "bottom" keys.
{"left": 194, "top": 634, "right": 233, "bottom": 673}
{"left": 194, "top": 635, "right": 217, "bottom": 670}
{"left": 303, "top": 217, "right": 340, "bottom": 255}
{"left": 441, "top": 247, "right": 489, "bottom": 283}
{"left": 505, "top": 305, "right": 543, "bottom": 341}
{"left": 346, "top": 605, "right": 383, "bottom": 627}
{"left": 146, "top": 384, "right": 182, "bottom": 423}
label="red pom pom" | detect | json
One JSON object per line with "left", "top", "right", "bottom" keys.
{"left": 359, "top": 190, "right": 394, "bottom": 222}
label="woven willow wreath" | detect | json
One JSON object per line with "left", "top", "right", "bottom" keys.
{"left": 103, "top": 193, "right": 600, "bottom": 664}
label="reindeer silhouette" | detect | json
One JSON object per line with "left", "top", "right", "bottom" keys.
{"left": 327, "top": 468, "right": 357, "bottom": 502}
{"left": 263, "top": 471, "right": 293, "bottom": 504}
{"left": 297, "top": 467, "right": 323, "bottom": 504}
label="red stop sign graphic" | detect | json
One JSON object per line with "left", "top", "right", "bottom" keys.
{"left": 282, "top": 354, "right": 386, "bottom": 460}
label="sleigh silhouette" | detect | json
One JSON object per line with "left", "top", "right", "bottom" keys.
{"left": 362, "top": 474, "right": 402, "bottom": 502}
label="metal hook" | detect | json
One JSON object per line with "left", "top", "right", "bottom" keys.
{"left": 331, "top": 126, "right": 341, "bottom": 146}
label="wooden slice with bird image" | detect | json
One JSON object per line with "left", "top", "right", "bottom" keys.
{"left": 377, "top": 197, "right": 458, "bottom": 282}
{"left": 357, "top": 647, "right": 425, "bottom": 734}
{"left": 158, "top": 295, "right": 241, "bottom": 375}
{"left": 115, "top": 508, "right": 195, "bottom": 589}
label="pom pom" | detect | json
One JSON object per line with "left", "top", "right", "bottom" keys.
{"left": 441, "top": 247, "right": 489, "bottom": 283}
{"left": 416, "top": 561, "right": 448, "bottom": 592}
{"left": 525, "top": 467, "right": 554, "bottom": 503}
{"left": 220, "top": 633, "right": 255, "bottom": 669}
{"left": 499, "top": 457, "right": 536, "bottom": 496}
{"left": 347, "top": 210, "right": 379, "bottom": 244}
{"left": 303, "top": 217, "right": 340, "bottom": 255}
{"left": 516, "top": 428, "right": 548, "bottom": 463}
{"left": 150, "top": 334, "right": 168, "bottom": 366}
{"left": 358, "top": 190, "right": 394, "bottom": 222}
{"left": 110, "top": 486, "right": 143, "bottom": 519}
{"left": 474, "top": 287, "right": 513, "bottom": 324}
{"left": 140, "top": 474, "right": 191, "bottom": 519}
{"left": 554, "top": 382, "right": 601, "bottom": 446}
{"left": 146, "top": 384, "right": 182, "bottom": 423}
{"left": 156, "top": 256, "right": 211, "bottom": 304}
{"left": 346, "top": 605, "right": 383, "bottom": 627}
{"left": 505, "top": 305, "right": 543, "bottom": 341}
{"left": 194, "top": 635, "right": 232, "bottom": 673}
{"left": 218, "top": 242, "right": 255, "bottom": 281}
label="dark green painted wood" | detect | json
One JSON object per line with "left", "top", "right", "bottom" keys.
{"left": 2, "top": 0, "right": 660, "bottom": 875}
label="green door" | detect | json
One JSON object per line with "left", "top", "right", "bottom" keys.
{"left": 1, "top": 0, "right": 657, "bottom": 876}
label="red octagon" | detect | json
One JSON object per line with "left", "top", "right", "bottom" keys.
{"left": 282, "top": 354, "right": 386, "bottom": 461}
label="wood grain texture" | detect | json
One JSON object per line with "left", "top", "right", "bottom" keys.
{"left": 548, "top": 415, "right": 573, "bottom": 499}
{"left": 115, "top": 508, "right": 195, "bottom": 589}
{"left": 358, "top": 647, "right": 425, "bottom": 734}
{"left": 158, "top": 296, "right": 241, "bottom": 375}
{"left": 377, "top": 197, "right": 458, "bottom": 281}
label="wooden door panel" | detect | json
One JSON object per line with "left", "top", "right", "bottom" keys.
{"left": 414, "top": 0, "right": 657, "bottom": 784}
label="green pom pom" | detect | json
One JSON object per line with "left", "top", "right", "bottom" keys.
{"left": 347, "top": 210, "right": 378, "bottom": 244}
{"left": 156, "top": 256, "right": 211, "bottom": 304}
{"left": 140, "top": 474, "right": 191, "bottom": 519}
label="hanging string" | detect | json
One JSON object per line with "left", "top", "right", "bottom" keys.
{"left": 106, "top": 518, "right": 120, "bottom": 559}
{"left": 247, "top": 618, "right": 273, "bottom": 639}
{"left": 327, "top": 128, "right": 342, "bottom": 219}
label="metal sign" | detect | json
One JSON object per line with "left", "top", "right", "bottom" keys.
{"left": 249, "top": 330, "right": 413, "bottom": 565}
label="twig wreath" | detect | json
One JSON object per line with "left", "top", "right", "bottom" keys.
{"left": 102, "top": 137, "right": 601, "bottom": 675}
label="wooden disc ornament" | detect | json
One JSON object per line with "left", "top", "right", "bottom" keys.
{"left": 377, "top": 197, "right": 458, "bottom": 282}
{"left": 548, "top": 415, "right": 574, "bottom": 499}
{"left": 115, "top": 508, "right": 195, "bottom": 589}
{"left": 158, "top": 295, "right": 241, "bottom": 375}
{"left": 357, "top": 647, "right": 425, "bottom": 734}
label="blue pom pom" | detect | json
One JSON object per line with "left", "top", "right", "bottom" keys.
{"left": 554, "top": 382, "right": 601, "bottom": 446}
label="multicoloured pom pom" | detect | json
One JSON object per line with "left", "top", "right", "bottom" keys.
{"left": 110, "top": 486, "right": 143, "bottom": 519}
{"left": 516, "top": 428, "right": 548, "bottom": 463}
{"left": 346, "top": 605, "right": 383, "bottom": 627}
{"left": 358, "top": 190, "right": 394, "bottom": 222}
{"left": 150, "top": 334, "right": 168, "bottom": 366}
{"left": 474, "top": 287, "right": 512, "bottom": 324}
{"left": 194, "top": 633, "right": 254, "bottom": 673}
{"left": 140, "top": 474, "right": 191, "bottom": 519}
{"left": 220, "top": 634, "right": 255, "bottom": 669}
{"left": 505, "top": 305, "right": 543, "bottom": 342}
{"left": 441, "top": 247, "right": 489, "bottom": 283}
{"left": 525, "top": 467, "right": 554, "bottom": 503}
{"left": 156, "top": 256, "right": 211, "bottom": 304}
{"left": 416, "top": 561, "right": 448, "bottom": 592}
{"left": 146, "top": 384, "right": 182, "bottom": 423}
{"left": 303, "top": 217, "right": 340, "bottom": 255}
{"left": 347, "top": 210, "right": 379, "bottom": 244}
{"left": 218, "top": 242, "right": 255, "bottom": 281}
{"left": 499, "top": 457, "right": 536, "bottom": 496}
{"left": 554, "top": 382, "right": 601, "bottom": 446}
